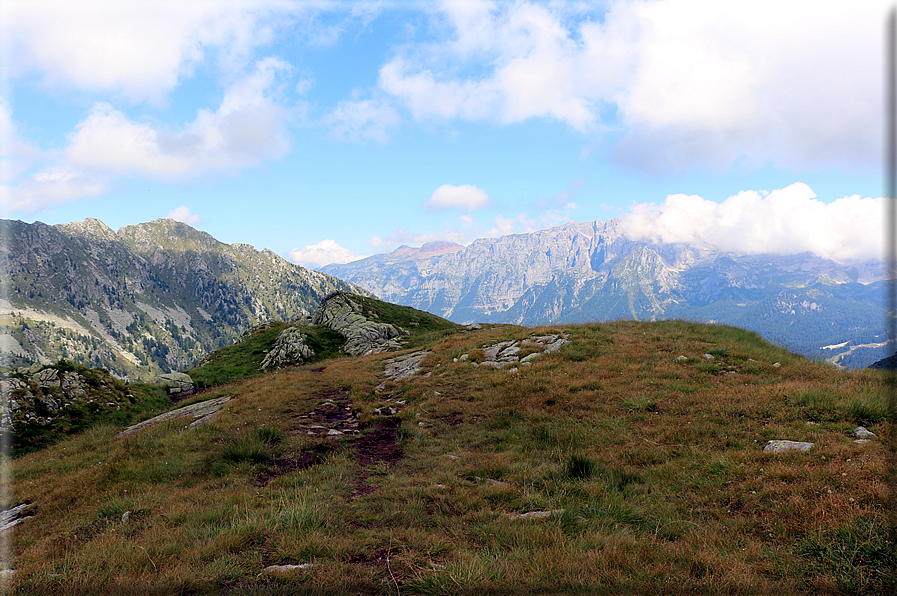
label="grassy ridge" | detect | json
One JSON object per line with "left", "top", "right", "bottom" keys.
{"left": 186, "top": 294, "right": 460, "bottom": 388}
{"left": 7, "top": 320, "right": 894, "bottom": 594}
{"left": 185, "top": 322, "right": 347, "bottom": 388}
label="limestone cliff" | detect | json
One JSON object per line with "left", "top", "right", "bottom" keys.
{"left": 323, "top": 220, "right": 886, "bottom": 368}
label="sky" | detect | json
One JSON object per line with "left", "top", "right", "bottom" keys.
{"left": 0, "top": 0, "right": 889, "bottom": 268}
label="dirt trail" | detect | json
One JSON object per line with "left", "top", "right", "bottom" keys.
{"left": 255, "top": 388, "right": 404, "bottom": 491}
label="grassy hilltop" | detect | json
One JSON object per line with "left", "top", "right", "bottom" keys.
{"left": 6, "top": 296, "right": 894, "bottom": 594}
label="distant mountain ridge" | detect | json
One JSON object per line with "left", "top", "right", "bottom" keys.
{"left": 386, "top": 241, "right": 463, "bottom": 262}
{"left": 323, "top": 220, "right": 886, "bottom": 368}
{"left": 1, "top": 218, "right": 364, "bottom": 380}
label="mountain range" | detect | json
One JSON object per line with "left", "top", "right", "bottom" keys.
{"left": 2, "top": 217, "right": 887, "bottom": 378}
{"left": 0, "top": 218, "right": 362, "bottom": 380}
{"left": 323, "top": 220, "right": 887, "bottom": 368}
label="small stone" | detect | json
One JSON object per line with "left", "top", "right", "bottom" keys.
{"left": 466, "top": 324, "right": 482, "bottom": 331}
{"left": 763, "top": 440, "right": 814, "bottom": 453}
{"left": 264, "top": 564, "right": 316, "bottom": 574}
{"left": 447, "top": 455, "right": 460, "bottom": 460}
{"left": 121, "top": 511, "right": 130, "bottom": 524}
{"left": 854, "top": 426, "right": 876, "bottom": 439}
{"left": 772, "top": 362, "right": 781, "bottom": 368}
{"left": 326, "top": 429, "right": 343, "bottom": 436}
{"left": 506, "top": 509, "right": 565, "bottom": 520}
{"left": 459, "top": 354, "right": 469, "bottom": 361}
{"left": 508, "top": 368, "right": 519, "bottom": 373}
{"left": 675, "top": 355, "right": 688, "bottom": 362}
{"left": 704, "top": 354, "right": 714, "bottom": 360}
{"left": 854, "top": 439, "right": 871, "bottom": 444}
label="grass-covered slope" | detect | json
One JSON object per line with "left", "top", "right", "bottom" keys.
{"left": 3, "top": 361, "right": 173, "bottom": 456}
{"left": 185, "top": 293, "right": 460, "bottom": 388}
{"left": 8, "top": 320, "right": 894, "bottom": 594}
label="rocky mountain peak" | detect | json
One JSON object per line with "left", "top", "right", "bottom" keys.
{"left": 57, "top": 217, "right": 117, "bottom": 240}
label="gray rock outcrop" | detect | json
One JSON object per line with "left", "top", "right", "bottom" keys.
{"left": 1, "top": 364, "right": 131, "bottom": 442}
{"left": 117, "top": 395, "right": 233, "bottom": 437}
{"left": 384, "top": 351, "right": 431, "bottom": 382}
{"left": 459, "top": 333, "right": 572, "bottom": 370}
{"left": 313, "top": 292, "right": 405, "bottom": 356}
{"left": 260, "top": 327, "right": 315, "bottom": 370}
{"left": 157, "top": 372, "right": 195, "bottom": 398}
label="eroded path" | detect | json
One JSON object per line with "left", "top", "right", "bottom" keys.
{"left": 255, "top": 388, "right": 404, "bottom": 493}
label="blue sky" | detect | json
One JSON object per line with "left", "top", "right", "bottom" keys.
{"left": 0, "top": 0, "right": 888, "bottom": 268}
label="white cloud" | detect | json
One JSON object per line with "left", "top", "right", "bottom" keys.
{"left": 602, "top": 0, "right": 884, "bottom": 171}
{"left": 0, "top": 102, "right": 109, "bottom": 213}
{"left": 619, "top": 183, "right": 882, "bottom": 262}
{"left": 2, "top": 0, "right": 306, "bottom": 103}
{"left": 65, "top": 57, "right": 292, "bottom": 178}
{"left": 289, "top": 239, "right": 369, "bottom": 268}
{"left": 486, "top": 213, "right": 539, "bottom": 237}
{"left": 323, "top": 94, "right": 399, "bottom": 142}
{"left": 0, "top": 101, "right": 43, "bottom": 184}
{"left": 379, "top": 1, "right": 597, "bottom": 130}
{"left": 373, "top": 0, "right": 886, "bottom": 171}
{"left": 166, "top": 206, "right": 201, "bottom": 226}
{"left": 0, "top": 167, "right": 108, "bottom": 214}
{"left": 425, "top": 184, "right": 490, "bottom": 210}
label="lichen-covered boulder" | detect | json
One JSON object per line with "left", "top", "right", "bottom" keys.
{"left": 260, "top": 327, "right": 315, "bottom": 370}
{"left": 313, "top": 292, "right": 405, "bottom": 356}
{"left": 157, "top": 372, "right": 195, "bottom": 398}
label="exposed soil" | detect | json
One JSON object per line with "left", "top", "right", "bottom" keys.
{"left": 346, "top": 548, "right": 392, "bottom": 569}
{"left": 292, "top": 388, "right": 361, "bottom": 438}
{"left": 351, "top": 417, "right": 403, "bottom": 498}
{"left": 254, "top": 387, "right": 404, "bottom": 491}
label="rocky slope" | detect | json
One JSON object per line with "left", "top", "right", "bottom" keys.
{"left": 324, "top": 220, "right": 886, "bottom": 367}
{"left": 1, "top": 218, "right": 365, "bottom": 380}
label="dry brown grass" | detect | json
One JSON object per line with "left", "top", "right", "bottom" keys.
{"left": 6, "top": 320, "right": 894, "bottom": 594}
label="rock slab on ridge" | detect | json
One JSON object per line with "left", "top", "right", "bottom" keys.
{"left": 312, "top": 292, "right": 405, "bottom": 356}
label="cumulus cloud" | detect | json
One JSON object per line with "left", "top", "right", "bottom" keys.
{"left": 3, "top": 0, "right": 304, "bottom": 103}
{"left": 619, "top": 183, "right": 882, "bottom": 262}
{"left": 65, "top": 57, "right": 292, "bottom": 178}
{"left": 425, "top": 184, "right": 490, "bottom": 210}
{"left": 289, "top": 239, "right": 369, "bottom": 268}
{"left": 373, "top": 0, "right": 885, "bottom": 171}
{"left": 0, "top": 102, "right": 108, "bottom": 213}
{"left": 379, "top": 1, "right": 598, "bottom": 130}
{"left": 0, "top": 167, "right": 108, "bottom": 214}
{"left": 167, "top": 206, "right": 201, "bottom": 226}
